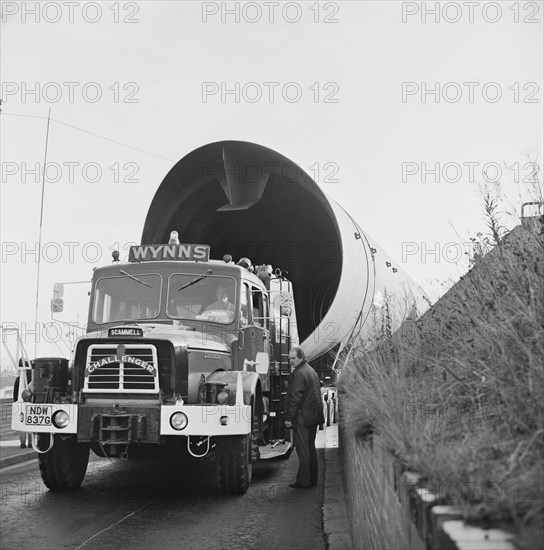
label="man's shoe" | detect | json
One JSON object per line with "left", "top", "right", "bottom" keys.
{"left": 20, "top": 444, "right": 26, "bottom": 449}
{"left": 288, "top": 483, "right": 310, "bottom": 489}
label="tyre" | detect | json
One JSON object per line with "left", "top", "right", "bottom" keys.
{"left": 215, "top": 434, "right": 252, "bottom": 494}
{"left": 38, "top": 435, "right": 90, "bottom": 491}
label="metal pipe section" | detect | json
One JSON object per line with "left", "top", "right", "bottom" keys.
{"left": 142, "top": 141, "right": 425, "bottom": 362}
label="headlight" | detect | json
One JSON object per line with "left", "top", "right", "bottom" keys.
{"left": 217, "top": 390, "right": 229, "bottom": 405}
{"left": 21, "top": 389, "right": 32, "bottom": 402}
{"left": 52, "top": 410, "right": 70, "bottom": 429}
{"left": 170, "top": 412, "right": 188, "bottom": 431}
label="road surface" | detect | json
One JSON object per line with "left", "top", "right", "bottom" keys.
{"left": 1, "top": 449, "right": 326, "bottom": 550}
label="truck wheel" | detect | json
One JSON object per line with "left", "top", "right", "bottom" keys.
{"left": 215, "top": 434, "right": 252, "bottom": 494}
{"left": 38, "top": 435, "right": 90, "bottom": 491}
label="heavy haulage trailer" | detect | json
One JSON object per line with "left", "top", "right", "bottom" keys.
{"left": 12, "top": 141, "right": 426, "bottom": 494}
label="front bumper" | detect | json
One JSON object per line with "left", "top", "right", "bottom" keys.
{"left": 12, "top": 402, "right": 78, "bottom": 433}
{"left": 12, "top": 402, "right": 252, "bottom": 437}
{"left": 160, "top": 404, "right": 252, "bottom": 436}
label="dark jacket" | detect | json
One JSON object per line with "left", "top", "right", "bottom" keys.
{"left": 286, "top": 361, "right": 325, "bottom": 427}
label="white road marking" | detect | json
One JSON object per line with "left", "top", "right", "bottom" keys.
{"left": 73, "top": 497, "right": 161, "bottom": 550}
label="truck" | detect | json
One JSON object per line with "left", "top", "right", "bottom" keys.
{"left": 12, "top": 140, "right": 427, "bottom": 493}
{"left": 13, "top": 236, "right": 298, "bottom": 494}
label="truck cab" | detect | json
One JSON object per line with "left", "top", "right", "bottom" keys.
{"left": 83, "top": 243, "right": 273, "bottom": 404}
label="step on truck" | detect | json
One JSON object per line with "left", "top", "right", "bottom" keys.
{"left": 12, "top": 234, "right": 299, "bottom": 494}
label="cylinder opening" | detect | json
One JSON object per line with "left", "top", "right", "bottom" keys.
{"left": 142, "top": 141, "right": 343, "bottom": 342}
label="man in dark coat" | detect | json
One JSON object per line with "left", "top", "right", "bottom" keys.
{"left": 284, "top": 346, "right": 324, "bottom": 489}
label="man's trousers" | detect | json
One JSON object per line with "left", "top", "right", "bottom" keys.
{"left": 293, "top": 419, "right": 318, "bottom": 487}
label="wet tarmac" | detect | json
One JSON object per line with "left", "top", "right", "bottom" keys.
{"left": 0, "top": 445, "right": 327, "bottom": 550}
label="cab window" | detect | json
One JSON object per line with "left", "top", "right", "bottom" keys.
{"left": 92, "top": 273, "right": 162, "bottom": 324}
{"left": 240, "top": 283, "right": 250, "bottom": 326}
{"left": 251, "top": 288, "right": 268, "bottom": 329}
{"left": 166, "top": 274, "right": 236, "bottom": 324}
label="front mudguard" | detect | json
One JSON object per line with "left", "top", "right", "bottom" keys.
{"left": 206, "top": 370, "right": 261, "bottom": 406}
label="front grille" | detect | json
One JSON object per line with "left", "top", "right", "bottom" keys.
{"left": 84, "top": 344, "right": 159, "bottom": 393}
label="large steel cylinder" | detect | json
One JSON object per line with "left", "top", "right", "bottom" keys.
{"left": 142, "top": 141, "right": 426, "bottom": 362}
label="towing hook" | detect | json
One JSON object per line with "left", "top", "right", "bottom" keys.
{"left": 187, "top": 436, "right": 210, "bottom": 458}
{"left": 121, "top": 446, "right": 129, "bottom": 460}
{"left": 31, "top": 432, "right": 54, "bottom": 454}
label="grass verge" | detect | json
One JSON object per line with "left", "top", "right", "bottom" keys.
{"left": 340, "top": 216, "right": 543, "bottom": 549}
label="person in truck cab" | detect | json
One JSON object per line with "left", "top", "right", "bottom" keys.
{"left": 205, "top": 286, "right": 234, "bottom": 312}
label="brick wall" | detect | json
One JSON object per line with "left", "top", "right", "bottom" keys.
{"left": 339, "top": 410, "right": 518, "bottom": 550}
{"left": 341, "top": 425, "right": 426, "bottom": 550}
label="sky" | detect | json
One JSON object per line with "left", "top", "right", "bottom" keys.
{"left": 0, "top": 0, "right": 542, "bottom": 363}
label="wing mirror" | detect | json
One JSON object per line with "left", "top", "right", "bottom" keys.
{"left": 51, "top": 298, "right": 64, "bottom": 313}
{"left": 51, "top": 283, "right": 64, "bottom": 312}
{"left": 255, "top": 352, "right": 269, "bottom": 375}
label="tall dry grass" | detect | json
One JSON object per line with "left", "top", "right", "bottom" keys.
{"left": 340, "top": 213, "right": 543, "bottom": 548}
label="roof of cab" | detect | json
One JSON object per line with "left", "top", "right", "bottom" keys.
{"left": 92, "top": 259, "right": 266, "bottom": 288}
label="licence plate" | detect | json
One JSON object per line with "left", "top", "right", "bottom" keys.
{"left": 25, "top": 405, "right": 52, "bottom": 426}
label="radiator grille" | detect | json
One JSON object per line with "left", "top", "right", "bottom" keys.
{"left": 84, "top": 344, "right": 159, "bottom": 393}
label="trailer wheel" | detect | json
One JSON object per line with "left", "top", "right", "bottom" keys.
{"left": 38, "top": 435, "right": 90, "bottom": 491}
{"left": 215, "top": 433, "right": 252, "bottom": 494}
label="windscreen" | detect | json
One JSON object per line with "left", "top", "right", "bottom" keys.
{"left": 166, "top": 274, "right": 236, "bottom": 324}
{"left": 92, "top": 274, "right": 162, "bottom": 324}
